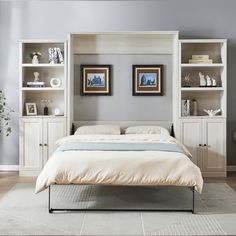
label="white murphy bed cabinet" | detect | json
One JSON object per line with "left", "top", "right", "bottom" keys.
{"left": 19, "top": 40, "right": 67, "bottom": 176}
{"left": 19, "top": 34, "right": 227, "bottom": 177}
{"left": 178, "top": 40, "right": 227, "bottom": 177}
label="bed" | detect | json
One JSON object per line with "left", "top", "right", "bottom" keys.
{"left": 35, "top": 124, "right": 203, "bottom": 214}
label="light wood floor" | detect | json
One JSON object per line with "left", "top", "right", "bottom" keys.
{"left": 0, "top": 171, "right": 236, "bottom": 199}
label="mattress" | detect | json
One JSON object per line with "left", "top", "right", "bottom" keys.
{"left": 35, "top": 134, "right": 203, "bottom": 193}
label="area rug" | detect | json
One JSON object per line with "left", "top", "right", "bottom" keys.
{"left": 0, "top": 183, "right": 236, "bottom": 235}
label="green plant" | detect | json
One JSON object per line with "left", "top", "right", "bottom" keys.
{"left": 0, "top": 90, "right": 14, "bottom": 136}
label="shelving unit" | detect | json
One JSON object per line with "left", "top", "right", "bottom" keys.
{"left": 178, "top": 39, "right": 227, "bottom": 118}
{"left": 19, "top": 40, "right": 67, "bottom": 176}
{"left": 178, "top": 39, "right": 227, "bottom": 177}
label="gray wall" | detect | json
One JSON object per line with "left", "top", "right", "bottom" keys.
{"left": 74, "top": 54, "right": 172, "bottom": 121}
{"left": 1, "top": 0, "right": 236, "bottom": 166}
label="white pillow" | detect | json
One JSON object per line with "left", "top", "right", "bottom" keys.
{"left": 74, "top": 125, "right": 121, "bottom": 135}
{"left": 125, "top": 125, "right": 170, "bottom": 136}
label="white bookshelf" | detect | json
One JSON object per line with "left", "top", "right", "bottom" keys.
{"left": 19, "top": 40, "right": 67, "bottom": 176}
{"left": 178, "top": 39, "right": 227, "bottom": 177}
{"left": 179, "top": 39, "right": 227, "bottom": 118}
{"left": 19, "top": 40, "right": 67, "bottom": 117}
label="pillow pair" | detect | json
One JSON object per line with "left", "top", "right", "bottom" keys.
{"left": 75, "top": 125, "right": 169, "bottom": 136}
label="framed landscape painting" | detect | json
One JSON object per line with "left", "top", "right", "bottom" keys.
{"left": 81, "top": 65, "right": 112, "bottom": 95}
{"left": 132, "top": 65, "right": 163, "bottom": 96}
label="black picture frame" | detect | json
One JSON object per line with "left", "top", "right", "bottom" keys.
{"left": 132, "top": 65, "right": 163, "bottom": 96}
{"left": 81, "top": 65, "right": 112, "bottom": 96}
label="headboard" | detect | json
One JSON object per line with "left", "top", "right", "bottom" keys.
{"left": 72, "top": 121, "right": 175, "bottom": 137}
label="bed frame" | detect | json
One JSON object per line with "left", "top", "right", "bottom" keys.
{"left": 48, "top": 185, "right": 195, "bottom": 214}
{"left": 48, "top": 121, "right": 195, "bottom": 214}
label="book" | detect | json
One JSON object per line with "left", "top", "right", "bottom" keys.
{"left": 181, "top": 99, "right": 191, "bottom": 116}
{"left": 189, "top": 59, "right": 213, "bottom": 64}
{"left": 192, "top": 55, "right": 209, "bottom": 60}
{"left": 27, "top": 81, "right": 45, "bottom": 87}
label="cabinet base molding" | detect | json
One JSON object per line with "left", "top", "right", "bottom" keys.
{"left": 19, "top": 170, "right": 40, "bottom": 176}
{"left": 227, "top": 165, "right": 236, "bottom": 172}
{"left": 202, "top": 172, "right": 227, "bottom": 178}
{"left": 0, "top": 165, "right": 19, "bottom": 171}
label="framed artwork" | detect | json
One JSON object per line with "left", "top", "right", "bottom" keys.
{"left": 132, "top": 65, "right": 163, "bottom": 96}
{"left": 26, "top": 103, "right": 37, "bottom": 115}
{"left": 81, "top": 65, "right": 112, "bottom": 95}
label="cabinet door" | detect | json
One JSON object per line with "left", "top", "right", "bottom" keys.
{"left": 180, "top": 119, "right": 202, "bottom": 166}
{"left": 202, "top": 119, "right": 226, "bottom": 173}
{"left": 20, "top": 118, "right": 43, "bottom": 171}
{"left": 43, "top": 117, "right": 66, "bottom": 162}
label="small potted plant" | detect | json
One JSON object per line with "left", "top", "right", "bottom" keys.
{"left": 30, "top": 52, "right": 42, "bottom": 64}
{"left": 0, "top": 90, "right": 14, "bottom": 136}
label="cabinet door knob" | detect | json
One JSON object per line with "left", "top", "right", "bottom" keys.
{"left": 44, "top": 144, "right": 48, "bottom": 146}
{"left": 39, "top": 143, "right": 43, "bottom": 146}
{"left": 199, "top": 144, "right": 202, "bottom": 147}
{"left": 203, "top": 144, "right": 207, "bottom": 147}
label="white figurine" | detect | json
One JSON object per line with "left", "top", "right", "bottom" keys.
{"left": 199, "top": 72, "right": 206, "bottom": 86}
{"left": 206, "top": 75, "right": 212, "bottom": 86}
{"left": 33, "top": 72, "right": 40, "bottom": 82}
{"left": 203, "top": 108, "right": 221, "bottom": 116}
{"left": 212, "top": 78, "right": 217, "bottom": 86}
{"left": 32, "top": 55, "right": 39, "bottom": 64}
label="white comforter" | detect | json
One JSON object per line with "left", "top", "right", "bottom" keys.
{"left": 35, "top": 134, "right": 203, "bottom": 193}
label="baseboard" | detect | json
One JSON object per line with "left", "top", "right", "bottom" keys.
{"left": 202, "top": 172, "right": 227, "bottom": 177}
{"left": 227, "top": 165, "right": 236, "bottom": 172}
{"left": 0, "top": 165, "right": 19, "bottom": 171}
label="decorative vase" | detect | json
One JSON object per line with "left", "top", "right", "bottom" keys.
{"left": 192, "top": 99, "right": 198, "bottom": 116}
{"left": 33, "top": 72, "right": 40, "bottom": 82}
{"left": 44, "top": 106, "right": 49, "bottom": 115}
{"left": 32, "top": 55, "right": 39, "bottom": 64}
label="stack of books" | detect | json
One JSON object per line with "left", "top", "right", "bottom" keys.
{"left": 27, "top": 81, "right": 45, "bottom": 87}
{"left": 189, "top": 55, "right": 213, "bottom": 64}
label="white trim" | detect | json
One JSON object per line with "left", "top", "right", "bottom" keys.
{"left": 70, "top": 31, "right": 179, "bottom": 35}
{"left": 0, "top": 165, "right": 19, "bottom": 171}
{"left": 19, "top": 39, "right": 66, "bottom": 43}
{"left": 227, "top": 165, "right": 236, "bottom": 172}
{"left": 179, "top": 39, "right": 227, "bottom": 43}
{"left": 202, "top": 171, "right": 227, "bottom": 177}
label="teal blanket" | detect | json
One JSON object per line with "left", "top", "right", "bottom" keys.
{"left": 56, "top": 142, "right": 184, "bottom": 154}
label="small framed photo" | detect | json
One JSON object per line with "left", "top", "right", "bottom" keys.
{"left": 81, "top": 65, "right": 112, "bottom": 95}
{"left": 26, "top": 103, "right": 37, "bottom": 116}
{"left": 132, "top": 65, "right": 163, "bottom": 96}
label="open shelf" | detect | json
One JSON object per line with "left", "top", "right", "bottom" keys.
{"left": 181, "top": 63, "right": 224, "bottom": 67}
{"left": 20, "top": 115, "right": 65, "bottom": 118}
{"left": 22, "top": 63, "right": 64, "bottom": 67}
{"left": 20, "top": 40, "right": 67, "bottom": 117}
{"left": 181, "top": 87, "right": 224, "bottom": 91}
{"left": 22, "top": 87, "right": 64, "bottom": 91}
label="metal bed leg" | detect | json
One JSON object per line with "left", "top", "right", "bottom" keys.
{"left": 48, "top": 185, "right": 53, "bottom": 213}
{"left": 192, "top": 186, "right": 195, "bottom": 214}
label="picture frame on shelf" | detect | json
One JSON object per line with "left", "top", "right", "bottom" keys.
{"left": 81, "top": 65, "right": 112, "bottom": 95}
{"left": 132, "top": 65, "right": 163, "bottom": 96}
{"left": 26, "top": 103, "right": 37, "bottom": 116}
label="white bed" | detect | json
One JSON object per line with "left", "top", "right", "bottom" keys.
{"left": 35, "top": 133, "right": 203, "bottom": 194}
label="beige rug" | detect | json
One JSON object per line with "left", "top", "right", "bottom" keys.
{"left": 0, "top": 183, "right": 236, "bottom": 235}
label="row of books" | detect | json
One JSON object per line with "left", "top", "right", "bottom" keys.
{"left": 181, "top": 99, "right": 198, "bottom": 116}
